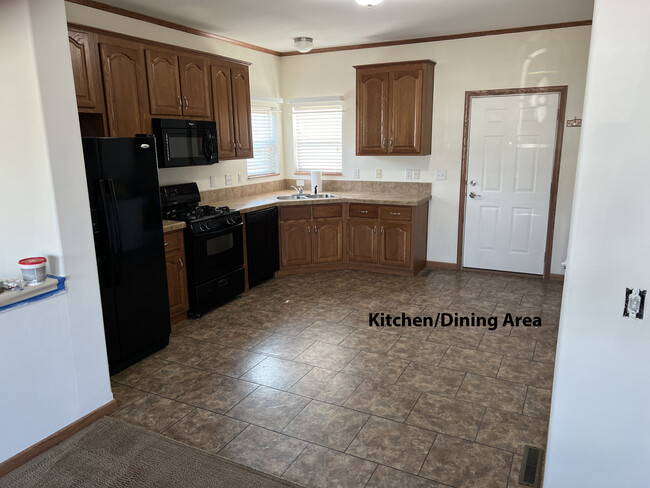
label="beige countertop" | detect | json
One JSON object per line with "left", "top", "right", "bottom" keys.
{"left": 207, "top": 190, "right": 432, "bottom": 214}
{"left": 162, "top": 220, "right": 186, "bottom": 233}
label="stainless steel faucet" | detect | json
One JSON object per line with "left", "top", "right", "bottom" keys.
{"left": 291, "top": 185, "right": 303, "bottom": 195}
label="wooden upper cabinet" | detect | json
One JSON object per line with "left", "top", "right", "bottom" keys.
{"left": 145, "top": 49, "right": 182, "bottom": 116}
{"left": 390, "top": 68, "right": 423, "bottom": 154}
{"left": 231, "top": 67, "right": 254, "bottom": 158}
{"left": 211, "top": 64, "right": 236, "bottom": 159}
{"left": 355, "top": 60, "right": 435, "bottom": 156}
{"left": 68, "top": 29, "right": 102, "bottom": 110}
{"left": 356, "top": 71, "right": 389, "bottom": 155}
{"left": 100, "top": 41, "right": 148, "bottom": 137}
{"left": 179, "top": 55, "right": 211, "bottom": 118}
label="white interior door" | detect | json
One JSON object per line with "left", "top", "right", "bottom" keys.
{"left": 463, "top": 93, "right": 559, "bottom": 275}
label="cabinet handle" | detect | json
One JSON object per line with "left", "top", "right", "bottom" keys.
{"left": 237, "top": 140, "right": 242, "bottom": 149}
{"left": 164, "top": 242, "right": 169, "bottom": 246}
{"left": 177, "top": 96, "right": 182, "bottom": 110}
{"left": 389, "top": 212, "right": 401, "bottom": 216}
{"left": 389, "top": 138, "right": 394, "bottom": 149}
{"left": 381, "top": 138, "right": 386, "bottom": 149}
{"left": 381, "top": 226, "right": 384, "bottom": 234}
{"left": 359, "top": 210, "right": 368, "bottom": 214}
{"left": 184, "top": 96, "right": 189, "bottom": 109}
{"left": 314, "top": 226, "right": 318, "bottom": 234}
{"left": 373, "top": 226, "right": 376, "bottom": 233}
{"left": 308, "top": 226, "right": 311, "bottom": 234}
{"left": 178, "top": 258, "right": 184, "bottom": 269}
{"left": 232, "top": 140, "right": 236, "bottom": 150}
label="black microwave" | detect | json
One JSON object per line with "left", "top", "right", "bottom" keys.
{"left": 152, "top": 118, "right": 219, "bottom": 167}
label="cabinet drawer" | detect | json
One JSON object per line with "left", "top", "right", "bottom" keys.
{"left": 379, "top": 205, "right": 412, "bottom": 221}
{"left": 349, "top": 203, "right": 378, "bottom": 219}
{"left": 313, "top": 204, "right": 342, "bottom": 219}
{"left": 280, "top": 205, "right": 311, "bottom": 221}
{"left": 164, "top": 229, "right": 183, "bottom": 251}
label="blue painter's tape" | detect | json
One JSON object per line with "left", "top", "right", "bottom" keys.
{"left": 0, "top": 275, "right": 67, "bottom": 313}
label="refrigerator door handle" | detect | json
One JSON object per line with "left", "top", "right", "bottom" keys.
{"left": 107, "top": 179, "right": 123, "bottom": 284}
{"left": 99, "top": 179, "right": 116, "bottom": 287}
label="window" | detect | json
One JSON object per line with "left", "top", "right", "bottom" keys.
{"left": 247, "top": 104, "right": 280, "bottom": 178}
{"left": 292, "top": 104, "right": 343, "bottom": 174}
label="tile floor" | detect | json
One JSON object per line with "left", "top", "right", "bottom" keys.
{"left": 110, "top": 269, "right": 562, "bottom": 488}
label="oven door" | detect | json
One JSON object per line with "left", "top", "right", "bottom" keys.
{"left": 160, "top": 129, "right": 218, "bottom": 167}
{"left": 187, "top": 223, "right": 244, "bottom": 284}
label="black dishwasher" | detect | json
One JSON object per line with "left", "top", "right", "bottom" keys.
{"left": 245, "top": 207, "right": 280, "bottom": 287}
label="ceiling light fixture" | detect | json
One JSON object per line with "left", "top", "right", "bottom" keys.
{"left": 355, "top": 0, "right": 383, "bottom": 7}
{"left": 293, "top": 37, "right": 314, "bottom": 53}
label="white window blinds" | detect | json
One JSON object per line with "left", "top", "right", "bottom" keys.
{"left": 247, "top": 105, "right": 280, "bottom": 177}
{"left": 292, "top": 104, "right": 343, "bottom": 173}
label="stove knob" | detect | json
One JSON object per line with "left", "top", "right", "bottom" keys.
{"left": 205, "top": 221, "right": 212, "bottom": 229}
{"left": 199, "top": 224, "right": 206, "bottom": 232}
{"left": 227, "top": 218, "right": 234, "bottom": 225}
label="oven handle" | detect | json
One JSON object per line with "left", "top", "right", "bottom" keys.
{"left": 197, "top": 221, "right": 243, "bottom": 238}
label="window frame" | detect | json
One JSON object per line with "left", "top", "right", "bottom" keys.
{"left": 246, "top": 102, "right": 281, "bottom": 179}
{"left": 291, "top": 102, "right": 343, "bottom": 176}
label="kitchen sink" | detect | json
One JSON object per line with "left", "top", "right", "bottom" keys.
{"left": 276, "top": 195, "right": 308, "bottom": 200}
{"left": 304, "top": 193, "right": 338, "bottom": 199}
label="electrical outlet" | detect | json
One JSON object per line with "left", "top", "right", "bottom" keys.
{"left": 238, "top": 173, "right": 242, "bottom": 184}
{"left": 353, "top": 168, "right": 360, "bottom": 179}
{"left": 567, "top": 117, "right": 582, "bottom": 127}
{"left": 296, "top": 179, "right": 305, "bottom": 187}
{"left": 412, "top": 169, "right": 420, "bottom": 180}
{"left": 225, "top": 174, "right": 233, "bottom": 185}
{"left": 376, "top": 169, "right": 382, "bottom": 179}
{"left": 209, "top": 175, "right": 216, "bottom": 188}
{"left": 405, "top": 169, "right": 412, "bottom": 179}
{"left": 435, "top": 170, "right": 447, "bottom": 181}
{"left": 624, "top": 288, "right": 646, "bottom": 319}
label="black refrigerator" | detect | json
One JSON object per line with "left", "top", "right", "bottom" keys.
{"left": 82, "top": 135, "right": 170, "bottom": 375}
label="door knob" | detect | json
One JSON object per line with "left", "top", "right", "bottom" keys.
{"left": 469, "top": 192, "right": 482, "bottom": 199}
{"left": 469, "top": 180, "right": 478, "bottom": 186}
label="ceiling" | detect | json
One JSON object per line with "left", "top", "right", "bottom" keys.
{"left": 94, "top": 0, "right": 594, "bottom": 54}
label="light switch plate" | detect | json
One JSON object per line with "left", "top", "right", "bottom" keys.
{"left": 225, "top": 174, "right": 233, "bottom": 185}
{"left": 405, "top": 169, "right": 412, "bottom": 179}
{"left": 209, "top": 175, "right": 216, "bottom": 188}
{"left": 353, "top": 168, "right": 360, "bottom": 179}
{"left": 435, "top": 170, "right": 447, "bottom": 181}
{"left": 412, "top": 169, "right": 420, "bottom": 180}
{"left": 376, "top": 169, "right": 382, "bottom": 179}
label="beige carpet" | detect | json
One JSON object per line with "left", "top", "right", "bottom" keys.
{"left": 0, "top": 417, "right": 300, "bottom": 488}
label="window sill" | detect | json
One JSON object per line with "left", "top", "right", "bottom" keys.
{"left": 294, "top": 172, "right": 343, "bottom": 176}
{"left": 247, "top": 173, "right": 281, "bottom": 179}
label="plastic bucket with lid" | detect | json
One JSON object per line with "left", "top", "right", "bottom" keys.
{"left": 18, "top": 257, "right": 47, "bottom": 285}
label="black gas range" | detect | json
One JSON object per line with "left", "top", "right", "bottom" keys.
{"left": 161, "top": 183, "right": 245, "bottom": 317}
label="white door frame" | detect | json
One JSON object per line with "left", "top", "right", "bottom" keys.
{"left": 457, "top": 86, "right": 568, "bottom": 279}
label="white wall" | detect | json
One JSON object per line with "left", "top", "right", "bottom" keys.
{"left": 0, "top": 0, "right": 112, "bottom": 463}
{"left": 280, "top": 27, "right": 591, "bottom": 272}
{"left": 544, "top": 0, "right": 650, "bottom": 485}
{"left": 64, "top": 1, "right": 285, "bottom": 193}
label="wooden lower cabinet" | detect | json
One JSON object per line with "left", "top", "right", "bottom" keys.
{"left": 164, "top": 229, "right": 188, "bottom": 324}
{"left": 279, "top": 202, "right": 428, "bottom": 276}
{"left": 280, "top": 220, "right": 312, "bottom": 267}
{"left": 379, "top": 221, "right": 411, "bottom": 267}
{"left": 348, "top": 218, "right": 378, "bottom": 263}
{"left": 313, "top": 219, "right": 344, "bottom": 264}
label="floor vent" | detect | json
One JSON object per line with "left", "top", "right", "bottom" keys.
{"left": 519, "top": 445, "right": 544, "bottom": 487}
{"left": 419, "top": 268, "right": 433, "bottom": 278}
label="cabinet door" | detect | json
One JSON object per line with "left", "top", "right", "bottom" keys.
{"left": 389, "top": 67, "right": 423, "bottom": 154}
{"left": 144, "top": 48, "right": 182, "bottom": 116}
{"left": 231, "top": 66, "right": 254, "bottom": 158}
{"left": 348, "top": 218, "right": 378, "bottom": 263}
{"left": 211, "top": 64, "right": 236, "bottom": 159}
{"left": 68, "top": 30, "right": 100, "bottom": 109}
{"left": 100, "top": 42, "right": 147, "bottom": 137}
{"left": 179, "top": 55, "right": 211, "bottom": 118}
{"left": 165, "top": 246, "right": 188, "bottom": 318}
{"left": 356, "top": 70, "right": 389, "bottom": 155}
{"left": 313, "top": 219, "right": 343, "bottom": 264}
{"left": 280, "top": 220, "right": 312, "bottom": 267}
{"left": 379, "top": 221, "right": 411, "bottom": 267}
